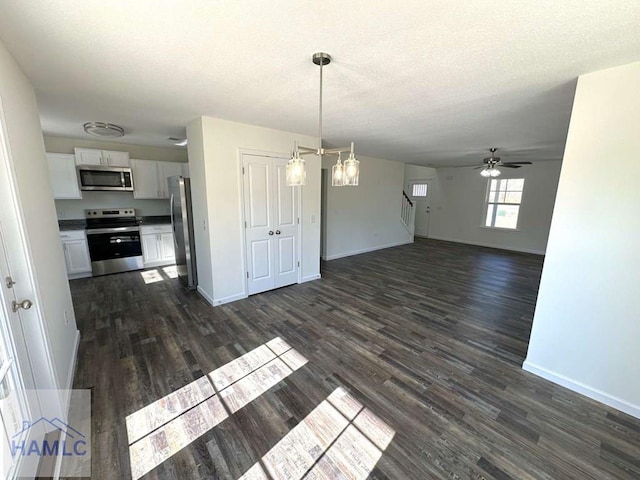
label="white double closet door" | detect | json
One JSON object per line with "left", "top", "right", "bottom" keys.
{"left": 243, "top": 154, "right": 299, "bottom": 295}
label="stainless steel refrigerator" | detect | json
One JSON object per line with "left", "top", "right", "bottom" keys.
{"left": 168, "top": 176, "right": 197, "bottom": 289}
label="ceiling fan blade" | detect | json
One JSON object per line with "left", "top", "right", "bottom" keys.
{"left": 473, "top": 166, "right": 485, "bottom": 169}
{"left": 501, "top": 164, "right": 522, "bottom": 168}
{"left": 502, "top": 161, "right": 532, "bottom": 165}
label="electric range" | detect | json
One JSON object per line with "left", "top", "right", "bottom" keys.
{"left": 85, "top": 208, "right": 143, "bottom": 276}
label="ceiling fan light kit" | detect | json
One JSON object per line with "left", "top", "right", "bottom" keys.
{"left": 480, "top": 165, "right": 501, "bottom": 177}
{"left": 83, "top": 121, "right": 125, "bottom": 138}
{"left": 286, "top": 52, "right": 360, "bottom": 187}
{"left": 477, "top": 147, "right": 532, "bottom": 177}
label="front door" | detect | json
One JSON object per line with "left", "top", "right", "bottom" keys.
{"left": 243, "top": 154, "right": 299, "bottom": 295}
{"left": 409, "top": 179, "right": 432, "bottom": 237}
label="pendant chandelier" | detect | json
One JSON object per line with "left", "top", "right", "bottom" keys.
{"left": 286, "top": 53, "right": 360, "bottom": 187}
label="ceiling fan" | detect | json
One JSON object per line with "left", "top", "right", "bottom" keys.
{"left": 474, "top": 148, "right": 532, "bottom": 177}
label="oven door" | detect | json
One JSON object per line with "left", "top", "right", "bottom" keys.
{"left": 86, "top": 227, "right": 143, "bottom": 275}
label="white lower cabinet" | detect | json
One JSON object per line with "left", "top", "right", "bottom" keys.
{"left": 59, "top": 230, "right": 92, "bottom": 279}
{"left": 141, "top": 225, "right": 175, "bottom": 267}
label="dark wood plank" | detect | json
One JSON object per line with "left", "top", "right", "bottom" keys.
{"left": 69, "top": 238, "right": 640, "bottom": 479}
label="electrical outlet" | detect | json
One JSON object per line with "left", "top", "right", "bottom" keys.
{"left": 64, "top": 310, "right": 69, "bottom": 325}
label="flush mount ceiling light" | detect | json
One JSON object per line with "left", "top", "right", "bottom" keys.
{"left": 286, "top": 53, "right": 360, "bottom": 187}
{"left": 83, "top": 122, "right": 125, "bottom": 138}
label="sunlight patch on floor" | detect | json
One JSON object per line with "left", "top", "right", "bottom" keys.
{"left": 238, "top": 387, "right": 395, "bottom": 480}
{"left": 162, "top": 265, "right": 178, "bottom": 278}
{"left": 126, "top": 337, "right": 307, "bottom": 480}
{"left": 140, "top": 269, "right": 163, "bottom": 284}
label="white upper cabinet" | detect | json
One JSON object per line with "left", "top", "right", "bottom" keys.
{"left": 131, "top": 159, "right": 184, "bottom": 199}
{"left": 158, "top": 161, "right": 182, "bottom": 198}
{"left": 131, "top": 159, "right": 160, "bottom": 199}
{"left": 47, "top": 153, "right": 82, "bottom": 199}
{"left": 74, "top": 148, "right": 130, "bottom": 167}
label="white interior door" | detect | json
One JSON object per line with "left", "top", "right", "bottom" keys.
{"left": 409, "top": 179, "right": 432, "bottom": 237}
{"left": 273, "top": 160, "right": 298, "bottom": 289}
{"left": 243, "top": 154, "right": 299, "bottom": 295}
{"left": 0, "top": 225, "right": 42, "bottom": 478}
{"left": 244, "top": 156, "right": 275, "bottom": 295}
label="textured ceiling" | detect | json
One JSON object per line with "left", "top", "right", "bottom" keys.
{"left": 0, "top": 1, "right": 639, "bottom": 166}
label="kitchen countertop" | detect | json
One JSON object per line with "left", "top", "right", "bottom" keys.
{"left": 138, "top": 215, "right": 171, "bottom": 225}
{"left": 58, "top": 215, "right": 171, "bottom": 232}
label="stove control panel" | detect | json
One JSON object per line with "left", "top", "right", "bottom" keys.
{"left": 85, "top": 208, "right": 136, "bottom": 218}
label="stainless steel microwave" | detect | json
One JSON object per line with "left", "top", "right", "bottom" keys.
{"left": 77, "top": 165, "right": 134, "bottom": 191}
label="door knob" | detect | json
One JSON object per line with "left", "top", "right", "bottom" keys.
{"left": 5, "top": 276, "right": 16, "bottom": 289}
{"left": 275, "top": 230, "right": 281, "bottom": 235}
{"left": 11, "top": 299, "right": 33, "bottom": 313}
{"left": 268, "top": 231, "right": 274, "bottom": 235}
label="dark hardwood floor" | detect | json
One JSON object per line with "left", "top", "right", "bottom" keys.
{"left": 70, "top": 238, "right": 640, "bottom": 479}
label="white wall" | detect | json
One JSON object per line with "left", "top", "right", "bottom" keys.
{"left": 323, "top": 154, "right": 412, "bottom": 260}
{"left": 428, "top": 161, "right": 562, "bottom": 254}
{"left": 404, "top": 164, "right": 437, "bottom": 190}
{"left": 187, "top": 116, "right": 320, "bottom": 305}
{"left": 0, "top": 42, "right": 78, "bottom": 396}
{"left": 55, "top": 192, "right": 170, "bottom": 219}
{"left": 524, "top": 61, "right": 640, "bottom": 418}
{"left": 186, "top": 117, "right": 213, "bottom": 302}
{"left": 44, "top": 135, "right": 187, "bottom": 162}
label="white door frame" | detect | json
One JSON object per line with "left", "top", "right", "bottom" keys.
{"left": 238, "top": 149, "right": 303, "bottom": 296}
{"left": 0, "top": 96, "right": 55, "bottom": 476}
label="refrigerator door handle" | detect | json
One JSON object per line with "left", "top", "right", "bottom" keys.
{"left": 170, "top": 193, "right": 175, "bottom": 233}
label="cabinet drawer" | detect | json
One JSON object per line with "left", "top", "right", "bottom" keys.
{"left": 59, "top": 230, "right": 86, "bottom": 241}
{"left": 141, "top": 224, "right": 172, "bottom": 235}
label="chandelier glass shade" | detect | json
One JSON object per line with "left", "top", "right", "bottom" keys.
{"left": 286, "top": 142, "right": 306, "bottom": 186}
{"left": 286, "top": 52, "right": 360, "bottom": 187}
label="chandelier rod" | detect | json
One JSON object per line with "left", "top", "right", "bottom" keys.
{"left": 319, "top": 55, "right": 323, "bottom": 155}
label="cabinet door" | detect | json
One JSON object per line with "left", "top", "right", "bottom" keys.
{"left": 131, "top": 159, "right": 161, "bottom": 199}
{"left": 47, "top": 153, "right": 82, "bottom": 199}
{"left": 63, "top": 240, "right": 92, "bottom": 274}
{"left": 103, "top": 150, "right": 130, "bottom": 167}
{"left": 158, "top": 162, "right": 182, "bottom": 198}
{"left": 159, "top": 233, "right": 175, "bottom": 262}
{"left": 142, "top": 234, "right": 161, "bottom": 265}
{"left": 74, "top": 148, "right": 103, "bottom": 166}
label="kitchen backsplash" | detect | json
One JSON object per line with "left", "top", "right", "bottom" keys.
{"left": 55, "top": 191, "right": 170, "bottom": 219}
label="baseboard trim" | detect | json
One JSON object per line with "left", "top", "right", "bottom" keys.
{"left": 523, "top": 360, "right": 640, "bottom": 419}
{"left": 427, "top": 235, "right": 545, "bottom": 255}
{"left": 212, "top": 292, "right": 248, "bottom": 306}
{"left": 325, "top": 240, "right": 413, "bottom": 261}
{"left": 64, "top": 329, "right": 80, "bottom": 392}
{"left": 196, "top": 285, "right": 215, "bottom": 306}
{"left": 301, "top": 274, "right": 321, "bottom": 283}
{"left": 68, "top": 271, "right": 92, "bottom": 280}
